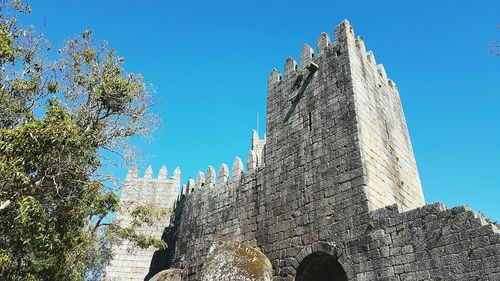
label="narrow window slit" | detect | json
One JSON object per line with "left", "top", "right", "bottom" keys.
{"left": 308, "top": 111, "right": 312, "bottom": 132}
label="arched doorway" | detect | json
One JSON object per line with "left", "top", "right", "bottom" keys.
{"left": 295, "top": 252, "right": 348, "bottom": 281}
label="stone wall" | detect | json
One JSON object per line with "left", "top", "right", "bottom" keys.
{"left": 339, "top": 203, "right": 500, "bottom": 280}
{"left": 348, "top": 31, "right": 424, "bottom": 212}
{"left": 169, "top": 20, "right": 500, "bottom": 280}
{"left": 172, "top": 133, "right": 266, "bottom": 278}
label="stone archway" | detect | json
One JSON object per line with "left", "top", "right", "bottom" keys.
{"left": 293, "top": 242, "right": 352, "bottom": 281}
{"left": 295, "top": 252, "right": 348, "bottom": 281}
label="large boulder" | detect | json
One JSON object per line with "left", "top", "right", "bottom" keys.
{"left": 200, "top": 239, "right": 273, "bottom": 281}
{"left": 148, "top": 268, "right": 182, "bottom": 281}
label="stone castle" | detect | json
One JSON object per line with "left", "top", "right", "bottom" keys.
{"left": 105, "top": 20, "right": 500, "bottom": 280}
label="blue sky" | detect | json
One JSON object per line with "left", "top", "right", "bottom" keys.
{"left": 26, "top": 0, "right": 499, "bottom": 221}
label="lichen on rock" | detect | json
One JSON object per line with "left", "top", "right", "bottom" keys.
{"left": 148, "top": 268, "right": 182, "bottom": 281}
{"left": 200, "top": 239, "right": 273, "bottom": 281}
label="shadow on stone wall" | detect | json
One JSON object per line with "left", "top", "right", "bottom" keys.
{"left": 144, "top": 196, "right": 185, "bottom": 281}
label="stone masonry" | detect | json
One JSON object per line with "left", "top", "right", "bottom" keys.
{"left": 107, "top": 20, "right": 500, "bottom": 280}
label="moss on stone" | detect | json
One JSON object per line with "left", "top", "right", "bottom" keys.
{"left": 201, "top": 239, "right": 272, "bottom": 280}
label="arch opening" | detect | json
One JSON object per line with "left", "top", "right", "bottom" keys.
{"left": 295, "top": 252, "right": 347, "bottom": 281}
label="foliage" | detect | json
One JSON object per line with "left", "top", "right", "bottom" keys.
{"left": 0, "top": 24, "right": 15, "bottom": 63}
{"left": 479, "top": 212, "right": 500, "bottom": 228}
{"left": 107, "top": 204, "right": 168, "bottom": 249}
{"left": 0, "top": 1, "right": 162, "bottom": 280}
{"left": 296, "top": 67, "right": 306, "bottom": 77}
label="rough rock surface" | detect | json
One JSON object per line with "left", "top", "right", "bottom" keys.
{"left": 200, "top": 240, "right": 272, "bottom": 281}
{"left": 148, "top": 268, "right": 182, "bottom": 281}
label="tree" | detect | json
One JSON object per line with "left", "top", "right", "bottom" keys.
{"left": 0, "top": 1, "right": 165, "bottom": 280}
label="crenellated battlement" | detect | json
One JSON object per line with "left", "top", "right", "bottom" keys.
{"left": 125, "top": 165, "right": 181, "bottom": 183}
{"left": 268, "top": 20, "right": 398, "bottom": 94}
{"left": 267, "top": 20, "right": 346, "bottom": 89}
{"left": 125, "top": 129, "right": 266, "bottom": 200}
{"left": 179, "top": 130, "right": 266, "bottom": 197}
{"left": 121, "top": 165, "right": 182, "bottom": 209}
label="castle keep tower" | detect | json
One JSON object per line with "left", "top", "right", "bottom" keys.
{"left": 264, "top": 19, "right": 424, "bottom": 220}
{"left": 107, "top": 20, "right": 500, "bottom": 281}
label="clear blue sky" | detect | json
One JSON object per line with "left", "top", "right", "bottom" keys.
{"left": 26, "top": 1, "right": 499, "bottom": 221}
